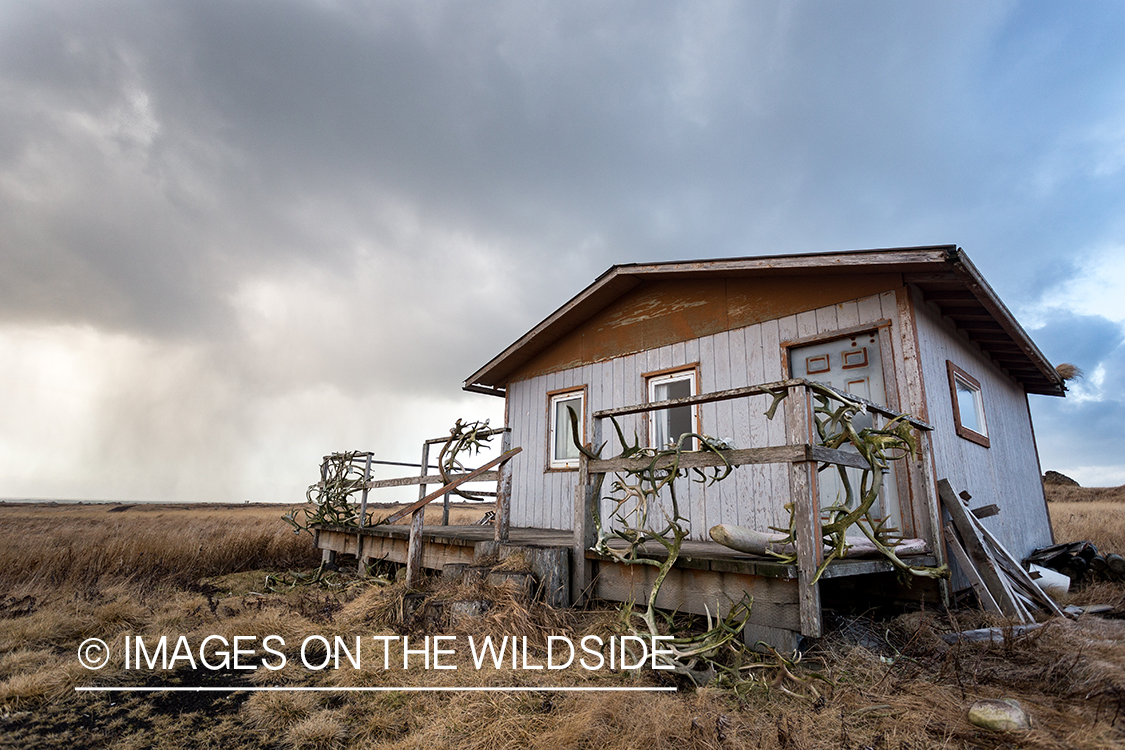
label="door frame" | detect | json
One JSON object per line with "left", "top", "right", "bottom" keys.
{"left": 779, "top": 318, "right": 918, "bottom": 537}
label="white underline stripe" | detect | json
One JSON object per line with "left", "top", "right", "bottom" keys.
{"left": 75, "top": 686, "right": 676, "bottom": 693}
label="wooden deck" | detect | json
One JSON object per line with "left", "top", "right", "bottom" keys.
{"left": 314, "top": 522, "right": 936, "bottom": 651}
{"left": 316, "top": 522, "right": 930, "bottom": 579}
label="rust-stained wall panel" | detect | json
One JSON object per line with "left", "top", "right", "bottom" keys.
{"left": 508, "top": 273, "right": 903, "bottom": 383}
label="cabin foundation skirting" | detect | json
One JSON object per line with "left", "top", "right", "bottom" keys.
{"left": 313, "top": 524, "right": 938, "bottom": 649}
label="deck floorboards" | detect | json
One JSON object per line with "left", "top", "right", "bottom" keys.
{"left": 317, "top": 523, "right": 933, "bottom": 580}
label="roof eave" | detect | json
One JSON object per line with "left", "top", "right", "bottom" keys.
{"left": 945, "top": 248, "right": 1065, "bottom": 397}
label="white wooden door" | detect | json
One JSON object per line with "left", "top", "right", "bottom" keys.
{"left": 789, "top": 331, "right": 901, "bottom": 528}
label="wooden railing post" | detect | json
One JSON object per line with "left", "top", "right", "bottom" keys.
{"left": 396, "top": 448, "right": 521, "bottom": 587}
{"left": 356, "top": 452, "right": 372, "bottom": 576}
{"left": 494, "top": 429, "right": 513, "bottom": 542}
{"left": 784, "top": 383, "right": 824, "bottom": 639}
{"left": 404, "top": 443, "right": 432, "bottom": 586}
{"left": 571, "top": 417, "right": 602, "bottom": 605}
{"left": 405, "top": 506, "right": 426, "bottom": 587}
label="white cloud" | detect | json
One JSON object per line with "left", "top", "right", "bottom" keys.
{"left": 1022, "top": 246, "right": 1125, "bottom": 326}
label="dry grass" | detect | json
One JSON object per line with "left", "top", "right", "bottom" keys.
{"left": 1047, "top": 484, "right": 1125, "bottom": 554}
{"left": 1045, "top": 483, "right": 1125, "bottom": 504}
{"left": 1050, "top": 502, "right": 1125, "bottom": 554}
{"left": 0, "top": 502, "right": 320, "bottom": 594}
{"left": 1, "top": 501, "right": 1125, "bottom": 749}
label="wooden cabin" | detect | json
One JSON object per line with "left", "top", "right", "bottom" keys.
{"left": 317, "top": 245, "right": 1064, "bottom": 649}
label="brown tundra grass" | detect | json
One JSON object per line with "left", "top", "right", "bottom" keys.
{"left": 1047, "top": 483, "right": 1125, "bottom": 554}
{"left": 1, "top": 497, "right": 1125, "bottom": 749}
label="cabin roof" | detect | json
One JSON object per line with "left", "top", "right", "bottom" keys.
{"left": 464, "top": 245, "right": 1065, "bottom": 397}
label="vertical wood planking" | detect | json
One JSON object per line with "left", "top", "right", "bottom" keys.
{"left": 681, "top": 338, "right": 703, "bottom": 537}
{"left": 697, "top": 335, "right": 717, "bottom": 534}
{"left": 856, "top": 293, "right": 882, "bottom": 325}
{"left": 912, "top": 292, "right": 1052, "bottom": 560}
{"left": 814, "top": 305, "right": 838, "bottom": 336}
{"left": 742, "top": 322, "right": 771, "bottom": 530}
{"left": 728, "top": 325, "right": 754, "bottom": 528}
{"left": 507, "top": 286, "right": 974, "bottom": 548}
{"left": 611, "top": 356, "right": 626, "bottom": 456}
{"left": 508, "top": 381, "right": 524, "bottom": 526}
{"left": 878, "top": 291, "right": 899, "bottom": 323}
{"left": 836, "top": 300, "right": 860, "bottom": 329}
{"left": 796, "top": 310, "right": 817, "bottom": 339}
{"left": 711, "top": 331, "right": 739, "bottom": 534}
{"left": 531, "top": 373, "right": 548, "bottom": 527}
{"left": 544, "top": 369, "right": 560, "bottom": 529}
{"left": 771, "top": 316, "right": 796, "bottom": 529}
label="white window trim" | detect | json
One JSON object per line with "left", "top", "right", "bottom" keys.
{"left": 646, "top": 368, "right": 699, "bottom": 449}
{"left": 947, "top": 361, "right": 989, "bottom": 448}
{"left": 548, "top": 389, "right": 585, "bottom": 469}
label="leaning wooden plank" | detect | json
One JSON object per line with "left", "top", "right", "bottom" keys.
{"left": 969, "top": 513, "right": 1068, "bottom": 619}
{"left": 943, "top": 526, "right": 1002, "bottom": 615}
{"left": 971, "top": 514, "right": 1063, "bottom": 617}
{"left": 379, "top": 448, "right": 522, "bottom": 526}
{"left": 997, "top": 571, "right": 1034, "bottom": 623}
{"left": 362, "top": 471, "right": 500, "bottom": 490}
{"left": 938, "top": 479, "right": 1023, "bottom": 620}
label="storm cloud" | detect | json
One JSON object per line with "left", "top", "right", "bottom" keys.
{"left": 1, "top": 0, "right": 1123, "bottom": 501}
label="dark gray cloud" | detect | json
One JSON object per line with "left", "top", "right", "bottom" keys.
{"left": 1, "top": 0, "right": 1124, "bottom": 498}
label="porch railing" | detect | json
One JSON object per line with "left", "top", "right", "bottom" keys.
{"left": 314, "top": 426, "right": 520, "bottom": 585}
{"left": 572, "top": 378, "right": 935, "bottom": 639}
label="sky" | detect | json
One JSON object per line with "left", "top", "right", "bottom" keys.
{"left": 1, "top": 0, "right": 1124, "bottom": 503}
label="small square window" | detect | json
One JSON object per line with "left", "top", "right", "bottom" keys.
{"left": 647, "top": 369, "right": 698, "bottom": 449}
{"left": 947, "top": 361, "right": 989, "bottom": 448}
{"left": 548, "top": 390, "right": 585, "bottom": 469}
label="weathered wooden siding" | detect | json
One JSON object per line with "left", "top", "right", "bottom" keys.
{"left": 910, "top": 286, "right": 1052, "bottom": 559}
{"left": 505, "top": 291, "right": 904, "bottom": 539}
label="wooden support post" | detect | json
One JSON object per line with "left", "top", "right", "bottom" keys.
{"left": 495, "top": 429, "right": 513, "bottom": 542}
{"left": 914, "top": 431, "right": 948, "bottom": 606}
{"left": 405, "top": 507, "right": 426, "bottom": 587}
{"left": 571, "top": 418, "right": 602, "bottom": 605}
{"left": 356, "top": 453, "right": 372, "bottom": 576}
{"left": 785, "top": 384, "right": 823, "bottom": 639}
{"left": 401, "top": 442, "right": 431, "bottom": 585}
{"left": 417, "top": 443, "right": 431, "bottom": 508}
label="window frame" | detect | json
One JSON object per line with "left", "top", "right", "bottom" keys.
{"left": 946, "top": 361, "right": 990, "bottom": 448}
{"left": 644, "top": 365, "right": 701, "bottom": 450}
{"left": 546, "top": 387, "right": 587, "bottom": 470}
